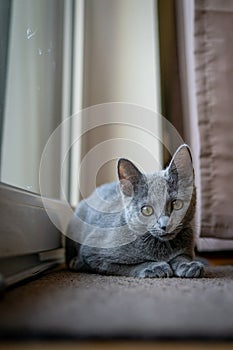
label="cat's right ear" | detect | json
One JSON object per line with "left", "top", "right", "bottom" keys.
{"left": 166, "top": 144, "right": 194, "bottom": 186}
{"left": 117, "top": 158, "right": 142, "bottom": 196}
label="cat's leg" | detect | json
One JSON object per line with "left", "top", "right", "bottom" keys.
{"left": 76, "top": 245, "right": 173, "bottom": 277}
{"left": 101, "top": 261, "right": 173, "bottom": 278}
{"left": 169, "top": 255, "right": 204, "bottom": 278}
{"left": 78, "top": 243, "right": 176, "bottom": 277}
{"left": 70, "top": 257, "right": 173, "bottom": 277}
{"left": 70, "top": 244, "right": 174, "bottom": 277}
{"left": 76, "top": 255, "right": 173, "bottom": 277}
{"left": 90, "top": 261, "right": 173, "bottom": 277}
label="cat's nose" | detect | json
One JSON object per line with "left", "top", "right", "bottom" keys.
{"left": 158, "top": 216, "right": 169, "bottom": 231}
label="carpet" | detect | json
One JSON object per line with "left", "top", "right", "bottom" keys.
{"left": 0, "top": 265, "right": 233, "bottom": 340}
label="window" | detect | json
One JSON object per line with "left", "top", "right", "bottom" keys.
{"left": 0, "top": 0, "right": 76, "bottom": 287}
{"left": 0, "top": 0, "right": 163, "bottom": 286}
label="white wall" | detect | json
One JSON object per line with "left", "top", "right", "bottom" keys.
{"left": 71, "top": 0, "right": 162, "bottom": 204}
{"left": 83, "top": 0, "right": 160, "bottom": 110}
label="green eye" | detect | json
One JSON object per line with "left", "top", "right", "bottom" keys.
{"left": 172, "top": 199, "right": 183, "bottom": 211}
{"left": 141, "top": 205, "right": 154, "bottom": 216}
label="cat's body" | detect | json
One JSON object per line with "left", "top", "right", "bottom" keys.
{"left": 66, "top": 145, "right": 204, "bottom": 278}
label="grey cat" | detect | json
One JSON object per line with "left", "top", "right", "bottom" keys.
{"left": 66, "top": 144, "right": 204, "bottom": 278}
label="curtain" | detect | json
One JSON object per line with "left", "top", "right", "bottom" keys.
{"left": 177, "top": 0, "right": 233, "bottom": 250}
{"left": 194, "top": 0, "right": 233, "bottom": 240}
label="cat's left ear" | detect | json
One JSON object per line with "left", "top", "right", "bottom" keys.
{"left": 117, "top": 158, "right": 142, "bottom": 196}
{"left": 166, "top": 144, "right": 194, "bottom": 185}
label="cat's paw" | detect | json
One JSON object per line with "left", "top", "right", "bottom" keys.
{"left": 137, "top": 262, "right": 173, "bottom": 278}
{"left": 175, "top": 261, "right": 204, "bottom": 278}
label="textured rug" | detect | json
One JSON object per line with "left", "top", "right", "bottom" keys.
{"left": 0, "top": 265, "right": 233, "bottom": 340}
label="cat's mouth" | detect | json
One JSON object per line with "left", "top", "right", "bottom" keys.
{"left": 158, "top": 232, "right": 177, "bottom": 241}
{"left": 149, "top": 229, "right": 177, "bottom": 241}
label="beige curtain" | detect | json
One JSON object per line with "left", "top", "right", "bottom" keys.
{"left": 176, "top": 0, "right": 233, "bottom": 250}
{"left": 194, "top": 0, "right": 233, "bottom": 240}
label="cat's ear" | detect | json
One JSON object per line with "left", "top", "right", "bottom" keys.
{"left": 117, "top": 158, "right": 142, "bottom": 196}
{"left": 166, "top": 144, "right": 194, "bottom": 185}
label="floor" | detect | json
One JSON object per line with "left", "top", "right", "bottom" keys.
{"left": 0, "top": 265, "right": 233, "bottom": 343}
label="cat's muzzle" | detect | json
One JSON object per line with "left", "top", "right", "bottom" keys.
{"left": 149, "top": 228, "right": 177, "bottom": 241}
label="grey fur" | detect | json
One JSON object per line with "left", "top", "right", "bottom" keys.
{"left": 66, "top": 144, "right": 204, "bottom": 278}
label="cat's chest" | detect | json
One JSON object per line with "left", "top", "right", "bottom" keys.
{"left": 119, "top": 236, "right": 176, "bottom": 263}
{"left": 142, "top": 239, "right": 174, "bottom": 261}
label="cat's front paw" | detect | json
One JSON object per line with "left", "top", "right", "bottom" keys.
{"left": 137, "top": 262, "right": 173, "bottom": 278}
{"left": 175, "top": 261, "right": 204, "bottom": 278}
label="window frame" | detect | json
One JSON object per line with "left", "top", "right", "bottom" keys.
{"left": 0, "top": 182, "right": 66, "bottom": 288}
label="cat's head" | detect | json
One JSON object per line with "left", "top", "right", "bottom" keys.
{"left": 117, "top": 144, "right": 195, "bottom": 241}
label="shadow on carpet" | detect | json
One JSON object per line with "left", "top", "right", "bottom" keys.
{"left": 0, "top": 265, "right": 233, "bottom": 340}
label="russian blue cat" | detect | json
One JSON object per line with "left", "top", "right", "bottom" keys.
{"left": 66, "top": 144, "right": 204, "bottom": 278}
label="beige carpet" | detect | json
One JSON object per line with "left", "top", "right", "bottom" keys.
{"left": 0, "top": 265, "right": 233, "bottom": 340}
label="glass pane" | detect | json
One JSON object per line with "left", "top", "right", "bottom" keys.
{"left": 0, "top": 0, "right": 64, "bottom": 197}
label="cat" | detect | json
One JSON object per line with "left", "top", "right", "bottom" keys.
{"left": 66, "top": 144, "right": 204, "bottom": 278}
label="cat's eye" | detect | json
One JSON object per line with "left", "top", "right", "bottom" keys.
{"left": 172, "top": 199, "right": 183, "bottom": 211}
{"left": 141, "top": 205, "right": 154, "bottom": 216}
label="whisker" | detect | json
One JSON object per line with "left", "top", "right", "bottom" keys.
{"left": 143, "top": 234, "right": 152, "bottom": 243}
{"left": 142, "top": 232, "right": 150, "bottom": 241}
